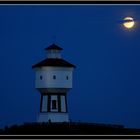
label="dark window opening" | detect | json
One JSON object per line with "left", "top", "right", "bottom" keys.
{"left": 40, "top": 76, "right": 43, "bottom": 80}
{"left": 66, "top": 76, "right": 69, "bottom": 80}
{"left": 52, "top": 100, "right": 57, "bottom": 109}
{"left": 53, "top": 75, "right": 56, "bottom": 79}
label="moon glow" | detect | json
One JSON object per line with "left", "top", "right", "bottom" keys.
{"left": 123, "top": 17, "right": 135, "bottom": 29}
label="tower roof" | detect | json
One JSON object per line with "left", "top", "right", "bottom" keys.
{"left": 45, "top": 44, "right": 63, "bottom": 51}
{"left": 32, "top": 58, "right": 76, "bottom": 69}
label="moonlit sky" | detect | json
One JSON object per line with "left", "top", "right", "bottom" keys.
{"left": 0, "top": 4, "right": 140, "bottom": 129}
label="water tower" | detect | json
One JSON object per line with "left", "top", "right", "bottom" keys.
{"left": 32, "top": 44, "right": 76, "bottom": 122}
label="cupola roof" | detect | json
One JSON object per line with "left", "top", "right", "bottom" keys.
{"left": 32, "top": 58, "right": 76, "bottom": 69}
{"left": 45, "top": 44, "right": 63, "bottom": 51}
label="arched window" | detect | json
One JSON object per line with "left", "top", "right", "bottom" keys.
{"left": 53, "top": 75, "right": 56, "bottom": 79}
{"left": 40, "top": 75, "right": 43, "bottom": 80}
{"left": 66, "top": 76, "right": 69, "bottom": 80}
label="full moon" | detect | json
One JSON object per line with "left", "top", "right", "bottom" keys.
{"left": 123, "top": 17, "right": 135, "bottom": 29}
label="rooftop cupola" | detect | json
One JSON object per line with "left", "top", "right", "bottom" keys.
{"left": 45, "top": 43, "right": 63, "bottom": 59}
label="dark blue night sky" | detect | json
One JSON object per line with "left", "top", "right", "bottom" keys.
{"left": 0, "top": 4, "right": 140, "bottom": 128}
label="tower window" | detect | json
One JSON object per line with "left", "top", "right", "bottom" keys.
{"left": 52, "top": 100, "right": 57, "bottom": 109}
{"left": 53, "top": 75, "right": 56, "bottom": 79}
{"left": 66, "top": 76, "right": 69, "bottom": 80}
{"left": 40, "top": 75, "right": 43, "bottom": 80}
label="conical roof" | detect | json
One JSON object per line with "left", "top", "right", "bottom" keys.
{"left": 45, "top": 44, "right": 63, "bottom": 51}
{"left": 32, "top": 58, "right": 76, "bottom": 69}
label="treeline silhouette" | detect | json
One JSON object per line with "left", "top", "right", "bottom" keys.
{"left": 0, "top": 122, "right": 140, "bottom": 135}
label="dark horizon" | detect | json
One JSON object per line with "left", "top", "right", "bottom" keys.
{"left": 0, "top": 122, "right": 127, "bottom": 135}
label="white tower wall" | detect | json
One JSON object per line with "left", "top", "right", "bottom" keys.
{"left": 38, "top": 94, "right": 68, "bottom": 122}
{"left": 47, "top": 50, "right": 61, "bottom": 59}
{"left": 35, "top": 67, "right": 73, "bottom": 89}
{"left": 41, "top": 95, "right": 48, "bottom": 112}
{"left": 33, "top": 44, "right": 75, "bottom": 123}
{"left": 61, "top": 95, "right": 66, "bottom": 112}
{"left": 38, "top": 113, "right": 69, "bottom": 122}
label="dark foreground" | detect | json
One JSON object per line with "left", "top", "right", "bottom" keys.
{"left": 0, "top": 122, "right": 140, "bottom": 135}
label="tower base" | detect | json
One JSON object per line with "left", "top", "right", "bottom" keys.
{"left": 38, "top": 112, "right": 69, "bottom": 123}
